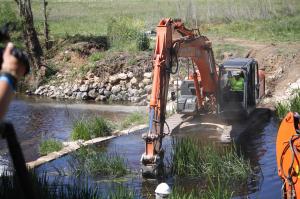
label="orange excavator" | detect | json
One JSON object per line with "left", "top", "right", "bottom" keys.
{"left": 276, "top": 112, "right": 300, "bottom": 199}
{"left": 140, "top": 18, "right": 265, "bottom": 176}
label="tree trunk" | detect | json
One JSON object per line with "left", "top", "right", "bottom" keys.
{"left": 42, "top": 0, "right": 50, "bottom": 50}
{"left": 15, "top": 0, "right": 43, "bottom": 70}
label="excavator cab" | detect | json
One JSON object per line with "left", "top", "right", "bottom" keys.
{"left": 218, "top": 58, "right": 263, "bottom": 119}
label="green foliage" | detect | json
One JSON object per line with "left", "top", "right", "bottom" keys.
{"left": 290, "top": 92, "right": 300, "bottom": 113}
{"left": 207, "top": 15, "right": 300, "bottom": 42}
{"left": 170, "top": 188, "right": 200, "bottom": 199}
{"left": 89, "top": 52, "right": 105, "bottom": 62}
{"left": 71, "top": 117, "right": 112, "bottom": 141}
{"left": 275, "top": 102, "right": 290, "bottom": 119}
{"left": 136, "top": 33, "right": 150, "bottom": 51}
{"left": 119, "top": 112, "right": 146, "bottom": 130}
{"left": 171, "top": 138, "right": 252, "bottom": 182}
{"left": 275, "top": 90, "right": 300, "bottom": 119}
{"left": 69, "top": 147, "right": 128, "bottom": 177}
{"left": 107, "top": 17, "right": 145, "bottom": 51}
{"left": 0, "top": 3, "right": 18, "bottom": 27}
{"left": 39, "top": 139, "right": 63, "bottom": 156}
{"left": 201, "top": 177, "right": 234, "bottom": 199}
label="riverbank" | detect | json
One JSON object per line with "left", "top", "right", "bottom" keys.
{"left": 30, "top": 37, "right": 300, "bottom": 110}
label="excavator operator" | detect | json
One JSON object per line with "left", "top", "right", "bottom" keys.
{"left": 229, "top": 71, "right": 244, "bottom": 91}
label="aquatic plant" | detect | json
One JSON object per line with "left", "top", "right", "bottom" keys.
{"left": 201, "top": 177, "right": 234, "bottom": 199}
{"left": 0, "top": 171, "right": 136, "bottom": 199}
{"left": 69, "top": 147, "right": 128, "bottom": 177}
{"left": 119, "top": 111, "right": 147, "bottom": 130}
{"left": 275, "top": 102, "right": 290, "bottom": 119}
{"left": 170, "top": 177, "right": 233, "bottom": 199}
{"left": 39, "top": 139, "right": 63, "bottom": 156}
{"left": 0, "top": 172, "right": 99, "bottom": 199}
{"left": 108, "top": 185, "right": 135, "bottom": 199}
{"left": 71, "top": 117, "right": 112, "bottom": 141}
{"left": 171, "top": 138, "right": 252, "bottom": 182}
{"left": 290, "top": 92, "right": 300, "bottom": 113}
{"left": 275, "top": 90, "right": 300, "bottom": 119}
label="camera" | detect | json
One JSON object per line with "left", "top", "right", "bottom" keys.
{"left": 0, "top": 23, "right": 30, "bottom": 75}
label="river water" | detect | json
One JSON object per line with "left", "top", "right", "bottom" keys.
{"left": 1, "top": 95, "right": 145, "bottom": 163}
{"left": 2, "top": 96, "right": 282, "bottom": 198}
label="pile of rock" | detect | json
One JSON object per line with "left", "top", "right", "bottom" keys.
{"left": 33, "top": 71, "right": 154, "bottom": 105}
{"left": 262, "top": 78, "right": 300, "bottom": 105}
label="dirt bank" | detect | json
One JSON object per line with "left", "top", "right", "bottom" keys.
{"left": 213, "top": 37, "right": 300, "bottom": 107}
{"left": 33, "top": 36, "right": 300, "bottom": 108}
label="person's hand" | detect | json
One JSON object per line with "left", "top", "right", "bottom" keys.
{"left": 1, "top": 42, "right": 26, "bottom": 80}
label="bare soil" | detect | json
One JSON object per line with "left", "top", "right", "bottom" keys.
{"left": 213, "top": 37, "right": 300, "bottom": 105}
{"left": 46, "top": 36, "right": 300, "bottom": 107}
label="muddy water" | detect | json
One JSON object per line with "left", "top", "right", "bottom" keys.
{"left": 1, "top": 96, "right": 282, "bottom": 198}
{"left": 36, "top": 115, "right": 282, "bottom": 198}
{"left": 1, "top": 95, "right": 145, "bottom": 164}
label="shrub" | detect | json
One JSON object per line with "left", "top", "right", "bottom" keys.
{"left": 107, "top": 17, "right": 145, "bottom": 51}
{"left": 39, "top": 139, "right": 63, "bottom": 156}
{"left": 71, "top": 117, "right": 112, "bottom": 141}
{"left": 136, "top": 33, "right": 150, "bottom": 51}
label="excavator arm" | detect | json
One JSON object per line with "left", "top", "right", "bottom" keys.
{"left": 276, "top": 112, "right": 300, "bottom": 199}
{"left": 141, "top": 18, "right": 218, "bottom": 176}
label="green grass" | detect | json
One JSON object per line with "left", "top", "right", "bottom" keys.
{"left": 290, "top": 92, "right": 300, "bottom": 113}
{"left": 207, "top": 16, "right": 300, "bottom": 42}
{"left": 275, "top": 102, "right": 290, "bottom": 119}
{"left": 2, "top": 0, "right": 297, "bottom": 43}
{"left": 171, "top": 138, "right": 252, "bottom": 182}
{"left": 39, "top": 139, "right": 63, "bottom": 156}
{"left": 71, "top": 117, "right": 112, "bottom": 141}
{"left": 69, "top": 147, "right": 128, "bottom": 177}
{"left": 89, "top": 52, "right": 106, "bottom": 62}
{"left": 275, "top": 90, "right": 300, "bottom": 119}
{"left": 119, "top": 111, "right": 147, "bottom": 130}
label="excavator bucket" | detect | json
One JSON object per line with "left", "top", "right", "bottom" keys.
{"left": 276, "top": 112, "right": 300, "bottom": 199}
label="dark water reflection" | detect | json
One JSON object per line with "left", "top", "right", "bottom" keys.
{"left": 1, "top": 95, "right": 145, "bottom": 163}
{"left": 237, "top": 118, "right": 281, "bottom": 198}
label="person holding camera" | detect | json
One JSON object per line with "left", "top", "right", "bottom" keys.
{"left": 0, "top": 42, "right": 27, "bottom": 119}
